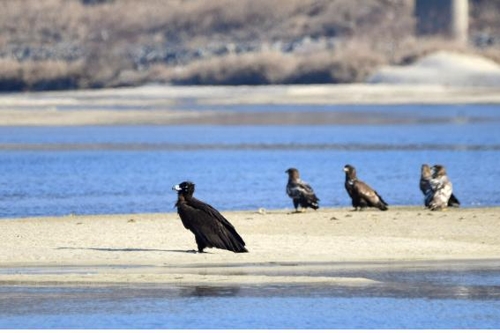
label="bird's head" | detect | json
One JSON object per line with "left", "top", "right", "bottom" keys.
{"left": 285, "top": 168, "right": 299, "bottom": 179}
{"left": 172, "top": 181, "right": 195, "bottom": 196}
{"left": 343, "top": 164, "right": 356, "bottom": 176}
{"left": 431, "top": 165, "right": 447, "bottom": 178}
{"left": 421, "top": 164, "right": 431, "bottom": 178}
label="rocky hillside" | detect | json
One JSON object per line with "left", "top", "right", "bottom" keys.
{"left": 0, "top": 0, "right": 499, "bottom": 91}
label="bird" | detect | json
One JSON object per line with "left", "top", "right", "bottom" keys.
{"left": 419, "top": 164, "right": 434, "bottom": 207}
{"left": 420, "top": 164, "right": 460, "bottom": 209}
{"left": 427, "top": 165, "right": 456, "bottom": 211}
{"left": 343, "top": 164, "right": 388, "bottom": 211}
{"left": 285, "top": 168, "right": 320, "bottom": 212}
{"left": 172, "top": 181, "right": 248, "bottom": 253}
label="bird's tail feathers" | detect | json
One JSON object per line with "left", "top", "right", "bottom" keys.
{"left": 234, "top": 247, "right": 249, "bottom": 253}
{"left": 375, "top": 193, "right": 389, "bottom": 211}
{"left": 310, "top": 201, "right": 320, "bottom": 210}
{"left": 378, "top": 203, "right": 388, "bottom": 211}
{"left": 448, "top": 193, "right": 460, "bottom": 207}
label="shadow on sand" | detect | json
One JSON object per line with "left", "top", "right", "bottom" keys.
{"left": 56, "top": 246, "right": 199, "bottom": 254}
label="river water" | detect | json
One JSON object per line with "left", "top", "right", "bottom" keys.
{"left": 0, "top": 103, "right": 499, "bottom": 218}
{"left": 1, "top": 260, "right": 500, "bottom": 329}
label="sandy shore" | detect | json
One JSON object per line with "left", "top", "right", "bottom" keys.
{"left": 1, "top": 84, "right": 500, "bottom": 126}
{"left": 1, "top": 206, "right": 499, "bottom": 286}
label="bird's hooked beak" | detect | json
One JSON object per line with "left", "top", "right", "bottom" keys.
{"left": 172, "top": 184, "right": 181, "bottom": 192}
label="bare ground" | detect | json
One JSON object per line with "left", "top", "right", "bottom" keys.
{"left": 1, "top": 206, "right": 499, "bottom": 286}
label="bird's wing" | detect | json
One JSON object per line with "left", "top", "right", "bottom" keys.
{"left": 354, "top": 181, "right": 383, "bottom": 205}
{"left": 430, "top": 175, "right": 450, "bottom": 191}
{"left": 185, "top": 198, "right": 246, "bottom": 250}
{"left": 299, "top": 181, "right": 316, "bottom": 195}
{"left": 420, "top": 177, "right": 432, "bottom": 196}
{"left": 431, "top": 176, "right": 453, "bottom": 195}
{"left": 291, "top": 180, "right": 319, "bottom": 200}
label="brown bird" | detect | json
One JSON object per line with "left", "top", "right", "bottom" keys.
{"left": 172, "top": 181, "right": 248, "bottom": 253}
{"left": 427, "top": 165, "right": 458, "bottom": 211}
{"left": 420, "top": 164, "right": 460, "bottom": 209}
{"left": 285, "top": 168, "right": 320, "bottom": 212}
{"left": 343, "top": 164, "right": 388, "bottom": 211}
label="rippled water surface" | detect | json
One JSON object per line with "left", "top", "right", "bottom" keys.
{"left": 0, "top": 103, "right": 499, "bottom": 217}
{"left": 1, "top": 261, "right": 500, "bottom": 329}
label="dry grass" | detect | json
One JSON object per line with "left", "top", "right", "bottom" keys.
{"left": 156, "top": 52, "right": 295, "bottom": 85}
{"left": 0, "top": 58, "right": 83, "bottom": 91}
{"left": 155, "top": 46, "right": 385, "bottom": 85}
{"left": 0, "top": 0, "right": 499, "bottom": 90}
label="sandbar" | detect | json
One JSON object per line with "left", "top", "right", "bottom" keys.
{"left": 1, "top": 206, "right": 499, "bottom": 286}
{"left": 1, "top": 84, "right": 500, "bottom": 126}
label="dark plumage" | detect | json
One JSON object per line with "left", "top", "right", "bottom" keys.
{"left": 343, "top": 164, "right": 388, "bottom": 211}
{"left": 420, "top": 164, "right": 460, "bottom": 209}
{"left": 285, "top": 168, "right": 320, "bottom": 212}
{"left": 420, "top": 164, "right": 434, "bottom": 207}
{"left": 448, "top": 193, "right": 461, "bottom": 207}
{"left": 172, "top": 181, "right": 248, "bottom": 253}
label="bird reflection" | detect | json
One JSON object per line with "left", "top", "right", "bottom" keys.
{"left": 181, "top": 286, "right": 241, "bottom": 297}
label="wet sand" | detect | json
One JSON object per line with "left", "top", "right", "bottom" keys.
{"left": 1, "top": 206, "right": 499, "bottom": 286}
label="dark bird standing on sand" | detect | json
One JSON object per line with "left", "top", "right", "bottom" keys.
{"left": 285, "top": 168, "right": 320, "bottom": 212}
{"left": 420, "top": 164, "right": 460, "bottom": 209}
{"left": 343, "top": 164, "right": 388, "bottom": 211}
{"left": 172, "top": 181, "right": 248, "bottom": 253}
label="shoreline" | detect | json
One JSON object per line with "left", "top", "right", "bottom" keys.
{"left": 2, "top": 258, "right": 499, "bottom": 288}
{"left": 1, "top": 84, "right": 500, "bottom": 126}
{"left": 1, "top": 206, "right": 500, "bottom": 286}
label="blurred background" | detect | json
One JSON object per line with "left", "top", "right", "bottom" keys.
{"left": 0, "top": 0, "right": 499, "bottom": 91}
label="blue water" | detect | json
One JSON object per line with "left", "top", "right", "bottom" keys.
{"left": 1, "top": 103, "right": 500, "bottom": 218}
{"left": 1, "top": 102, "right": 500, "bottom": 329}
{"left": 3, "top": 294, "right": 500, "bottom": 329}
{"left": 1, "top": 261, "right": 500, "bottom": 329}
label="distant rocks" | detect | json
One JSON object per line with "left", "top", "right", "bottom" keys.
{"left": 128, "top": 36, "right": 337, "bottom": 70}
{"left": 1, "top": 35, "right": 336, "bottom": 71}
{"left": 81, "top": 0, "right": 114, "bottom": 5}
{"left": 1, "top": 43, "right": 83, "bottom": 62}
